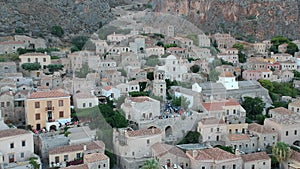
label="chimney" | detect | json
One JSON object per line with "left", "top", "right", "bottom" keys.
{"left": 192, "top": 150, "right": 198, "bottom": 158}
{"left": 235, "top": 149, "right": 241, "bottom": 156}
{"left": 83, "top": 144, "right": 87, "bottom": 151}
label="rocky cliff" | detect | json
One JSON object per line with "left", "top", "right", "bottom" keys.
{"left": 153, "top": 0, "right": 300, "bottom": 40}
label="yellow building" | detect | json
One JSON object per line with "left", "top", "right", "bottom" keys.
{"left": 25, "top": 90, "right": 71, "bottom": 131}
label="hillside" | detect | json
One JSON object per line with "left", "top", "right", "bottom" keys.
{"left": 153, "top": 0, "right": 300, "bottom": 41}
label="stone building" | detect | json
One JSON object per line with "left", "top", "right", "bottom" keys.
{"left": 198, "top": 34, "right": 210, "bottom": 47}
{"left": 121, "top": 96, "right": 160, "bottom": 122}
{"left": 241, "top": 152, "right": 271, "bottom": 169}
{"left": 0, "top": 62, "right": 17, "bottom": 78}
{"left": 152, "top": 70, "right": 166, "bottom": 100}
{"left": 113, "top": 128, "right": 162, "bottom": 169}
{"left": 197, "top": 117, "right": 226, "bottom": 143}
{"left": 186, "top": 147, "right": 243, "bottom": 169}
{"left": 19, "top": 53, "right": 51, "bottom": 70}
{"left": 0, "top": 41, "right": 25, "bottom": 54}
{"left": 225, "top": 134, "right": 258, "bottom": 153}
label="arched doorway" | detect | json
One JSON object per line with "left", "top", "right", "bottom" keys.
{"left": 165, "top": 126, "right": 172, "bottom": 138}
{"left": 49, "top": 125, "right": 57, "bottom": 131}
{"left": 293, "top": 140, "right": 300, "bottom": 147}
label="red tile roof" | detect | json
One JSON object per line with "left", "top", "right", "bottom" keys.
{"left": 127, "top": 128, "right": 161, "bottom": 137}
{"left": 28, "top": 90, "right": 70, "bottom": 99}
{"left": 248, "top": 123, "right": 277, "bottom": 134}
{"left": 151, "top": 143, "right": 188, "bottom": 158}
{"left": 84, "top": 153, "right": 109, "bottom": 163}
{"left": 241, "top": 152, "right": 270, "bottom": 162}
{"left": 0, "top": 129, "right": 30, "bottom": 139}
{"left": 187, "top": 148, "right": 239, "bottom": 161}
{"left": 290, "top": 150, "right": 300, "bottom": 162}
{"left": 128, "top": 96, "right": 151, "bottom": 103}
{"left": 227, "top": 134, "right": 250, "bottom": 141}
{"left": 49, "top": 141, "right": 104, "bottom": 155}
{"left": 104, "top": 86, "right": 112, "bottom": 91}
{"left": 60, "top": 164, "right": 88, "bottom": 169}
{"left": 200, "top": 117, "right": 226, "bottom": 125}
{"left": 202, "top": 99, "right": 240, "bottom": 111}
{"left": 219, "top": 71, "right": 235, "bottom": 77}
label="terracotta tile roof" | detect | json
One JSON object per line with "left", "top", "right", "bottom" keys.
{"left": 290, "top": 150, "right": 300, "bottom": 162}
{"left": 74, "top": 92, "right": 97, "bottom": 99}
{"left": 248, "top": 123, "right": 277, "bottom": 134}
{"left": 227, "top": 134, "right": 250, "bottom": 141}
{"left": 200, "top": 117, "right": 226, "bottom": 125}
{"left": 128, "top": 96, "right": 151, "bottom": 103}
{"left": 28, "top": 90, "right": 70, "bottom": 99}
{"left": 0, "top": 129, "right": 30, "bottom": 139}
{"left": 104, "top": 86, "right": 112, "bottom": 91}
{"left": 20, "top": 52, "right": 49, "bottom": 57}
{"left": 270, "top": 107, "right": 295, "bottom": 115}
{"left": 127, "top": 128, "right": 161, "bottom": 137}
{"left": 49, "top": 141, "right": 105, "bottom": 155}
{"left": 187, "top": 148, "right": 239, "bottom": 161}
{"left": 289, "top": 100, "right": 300, "bottom": 107}
{"left": 151, "top": 143, "right": 188, "bottom": 158}
{"left": 84, "top": 153, "right": 109, "bottom": 163}
{"left": 202, "top": 99, "right": 240, "bottom": 111}
{"left": 241, "top": 152, "right": 270, "bottom": 162}
{"left": 60, "top": 164, "right": 88, "bottom": 169}
{"left": 219, "top": 71, "right": 235, "bottom": 77}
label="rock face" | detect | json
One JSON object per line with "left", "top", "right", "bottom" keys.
{"left": 153, "top": 0, "right": 300, "bottom": 40}
{"left": 0, "top": 0, "right": 128, "bottom": 36}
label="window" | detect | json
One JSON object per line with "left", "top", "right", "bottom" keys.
{"left": 27, "top": 58, "right": 31, "bottom": 62}
{"left": 55, "top": 156, "right": 59, "bottom": 163}
{"left": 252, "top": 164, "right": 255, "bottom": 169}
{"left": 1, "top": 102, "right": 4, "bottom": 107}
{"left": 35, "top": 102, "right": 40, "bottom": 108}
{"left": 20, "top": 152, "right": 24, "bottom": 158}
{"left": 98, "top": 165, "right": 101, "bottom": 168}
{"left": 202, "top": 167, "right": 205, "bottom": 169}
{"left": 10, "top": 143, "right": 14, "bottom": 149}
{"left": 286, "top": 131, "right": 289, "bottom": 136}
{"left": 295, "top": 130, "right": 297, "bottom": 135}
{"left": 103, "top": 164, "right": 106, "bottom": 167}
{"left": 233, "top": 164, "right": 236, "bottom": 169}
{"left": 43, "top": 58, "right": 46, "bottom": 62}
{"left": 217, "top": 128, "right": 220, "bottom": 132}
{"left": 35, "top": 114, "right": 40, "bottom": 120}
{"left": 76, "top": 153, "right": 81, "bottom": 159}
{"left": 6, "top": 102, "right": 10, "bottom": 107}
{"left": 147, "top": 139, "right": 150, "bottom": 144}
{"left": 89, "top": 103, "right": 92, "bottom": 107}
{"left": 22, "top": 141, "right": 26, "bottom": 147}
{"left": 132, "top": 152, "right": 135, "bottom": 156}
{"left": 263, "top": 162, "right": 266, "bottom": 165}
{"left": 211, "top": 128, "right": 213, "bottom": 132}
{"left": 83, "top": 103, "right": 86, "bottom": 108}
{"left": 59, "top": 111, "right": 64, "bottom": 118}
{"left": 222, "top": 166, "right": 225, "bottom": 169}
{"left": 35, "top": 58, "right": 38, "bottom": 63}
{"left": 63, "top": 155, "right": 68, "bottom": 161}
{"left": 59, "top": 100, "right": 63, "bottom": 107}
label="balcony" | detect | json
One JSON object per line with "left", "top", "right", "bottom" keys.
{"left": 45, "top": 106, "right": 54, "bottom": 111}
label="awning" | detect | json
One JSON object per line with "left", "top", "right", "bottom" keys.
{"left": 57, "top": 118, "right": 72, "bottom": 124}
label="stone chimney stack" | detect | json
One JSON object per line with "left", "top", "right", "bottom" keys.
{"left": 192, "top": 150, "right": 198, "bottom": 158}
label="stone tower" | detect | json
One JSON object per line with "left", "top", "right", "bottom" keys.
{"left": 167, "top": 25, "right": 175, "bottom": 37}
{"left": 153, "top": 70, "right": 166, "bottom": 100}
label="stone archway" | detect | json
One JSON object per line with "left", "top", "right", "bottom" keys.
{"left": 165, "top": 126, "right": 172, "bottom": 138}
{"left": 49, "top": 125, "right": 57, "bottom": 131}
{"left": 293, "top": 140, "right": 300, "bottom": 147}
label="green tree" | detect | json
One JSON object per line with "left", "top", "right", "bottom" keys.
{"left": 29, "top": 157, "right": 40, "bottom": 169}
{"left": 238, "top": 51, "right": 247, "bottom": 63}
{"left": 21, "top": 63, "right": 41, "bottom": 71}
{"left": 147, "top": 72, "right": 154, "bottom": 81}
{"left": 272, "top": 142, "right": 291, "bottom": 169}
{"left": 208, "top": 69, "right": 220, "bottom": 82}
{"left": 242, "top": 97, "right": 265, "bottom": 120}
{"left": 141, "top": 159, "right": 159, "bottom": 169}
{"left": 286, "top": 42, "right": 299, "bottom": 56}
{"left": 145, "top": 58, "right": 161, "bottom": 67}
{"left": 258, "top": 79, "right": 274, "bottom": 92}
{"left": 47, "top": 64, "right": 64, "bottom": 73}
{"left": 178, "top": 131, "right": 201, "bottom": 144}
{"left": 71, "top": 36, "right": 89, "bottom": 51}
{"left": 75, "top": 63, "right": 93, "bottom": 78}
{"left": 156, "top": 41, "right": 164, "bottom": 47}
{"left": 15, "top": 27, "right": 25, "bottom": 34}
{"left": 51, "top": 25, "right": 64, "bottom": 37}
{"left": 171, "top": 96, "right": 190, "bottom": 110}
{"left": 233, "top": 43, "right": 244, "bottom": 51}
{"left": 190, "top": 64, "right": 200, "bottom": 73}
